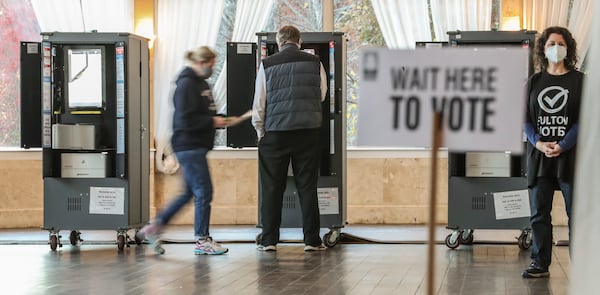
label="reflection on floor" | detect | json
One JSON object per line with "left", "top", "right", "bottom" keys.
{"left": 0, "top": 225, "right": 570, "bottom": 295}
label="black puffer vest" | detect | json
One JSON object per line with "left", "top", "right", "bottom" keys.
{"left": 262, "top": 44, "right": 322, "bottom": 131}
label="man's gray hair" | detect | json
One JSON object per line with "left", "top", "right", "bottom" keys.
{"left": 276, "top": 25, "right": 301, "bottom": 46}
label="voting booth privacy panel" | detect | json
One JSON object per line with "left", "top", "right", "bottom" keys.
{"left": 227, "top": 32, "right": 347, "bottom": 246}
{"left": 444, "top": 30, "right": 537, "bottom": 249}
{"left": 20, "top": 32, "right": 150, "bottom": 250}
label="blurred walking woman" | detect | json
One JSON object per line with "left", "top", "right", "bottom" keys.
{"left": 137, "top": 46, "right": 230, "bottom": 255}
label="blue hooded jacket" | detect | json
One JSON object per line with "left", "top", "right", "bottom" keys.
{"left": 171, "top": 67, "right": 216, "bottom": 152}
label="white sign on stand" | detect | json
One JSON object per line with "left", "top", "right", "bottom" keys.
{"left": 358, "top": 48, "right": 529, "bottom": 152}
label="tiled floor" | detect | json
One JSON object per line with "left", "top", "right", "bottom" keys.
{"left": 0, "top": 225, "right": 570, "bottom": 295}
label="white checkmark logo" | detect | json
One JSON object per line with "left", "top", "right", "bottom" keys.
{"left": 538, "top": 86, "right": 569, "bottom": 114}
{"left": 543, "top": 89, "right": 568, "bottom": 107}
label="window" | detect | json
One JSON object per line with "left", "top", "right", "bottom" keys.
{"left": 334, "top": 0, "right": 384, "bottom": 146}
{"left": 212, "top": 0, "right": 322, "bottom": 146}
{"left": 263, "top": 0, "right": 322, "bottom": 32}
{"left": 0, "top": 0, "right": 41, "bottom": 147}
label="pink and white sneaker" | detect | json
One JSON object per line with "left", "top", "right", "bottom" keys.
{"left": 194, "top": 237, "right": 228, "bottom": 255}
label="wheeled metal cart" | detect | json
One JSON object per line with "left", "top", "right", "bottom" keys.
{"left": 20, "top": 32, "right": 150, "bottom": 251}
{"left": 443, "top": 30, "right": 537, "bottom": 250}
{"left": 446, "top": 175, "right": 532, "bottom": 250}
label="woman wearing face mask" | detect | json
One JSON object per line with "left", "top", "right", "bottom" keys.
{"left": 137, "top": 46, "right": 235, "bottom": 255}
{"left": 522, "top": 26, "right": 584, "bottom": 278}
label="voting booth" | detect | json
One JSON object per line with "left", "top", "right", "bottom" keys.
{"left": 444, "top": 30, "right": 537, "bottom": 249}
{"left": 20, "top": 32, "right": 150, "bottom": 250}
{"left": 227, "top": 32, "right": 347, "bottom": 246}
{"left": 358, "top": 30, "right": 534, "bottom": 248}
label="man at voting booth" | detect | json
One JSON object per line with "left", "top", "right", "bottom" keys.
{"left": 252, "top": 25, "right": 328, "bottom": 252}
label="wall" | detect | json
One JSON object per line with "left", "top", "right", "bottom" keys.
{"left": 0, "top": 149, "right": 568, "bottom": 228}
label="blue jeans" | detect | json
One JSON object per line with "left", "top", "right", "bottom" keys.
{"left": 529, "top": 177, "right": 573, "bottom": 269}
{"left": 156, "top": 148, "right": 213, "bottom": 239}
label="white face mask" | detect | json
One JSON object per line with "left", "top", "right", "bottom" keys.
{"left": 545, "top": 45, "right": 567, "bottom": 64}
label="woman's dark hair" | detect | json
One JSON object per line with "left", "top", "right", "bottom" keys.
{"left": 535, "top": 26, "right": 578, "bottom": 71}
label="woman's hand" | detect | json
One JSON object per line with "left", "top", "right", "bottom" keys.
{"left": 213, "top": 116, "right": 228, "bottom": 128}
{"left": 536, "top": 141, "right": 561, "bottom": 158}
{"left": 544, "top": 142, "right": 563, "bottom": 158}
{"left": 213, "top": 115, "right": 241, "bottom": 128}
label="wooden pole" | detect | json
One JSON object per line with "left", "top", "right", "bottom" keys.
{"left": 427, "top": 112, "right": 442, "bottom": 295}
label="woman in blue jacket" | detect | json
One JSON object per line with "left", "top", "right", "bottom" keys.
{"left": 137, "top": 46, "right": 231, "bottom": 255}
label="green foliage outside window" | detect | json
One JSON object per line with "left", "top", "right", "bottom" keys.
{"left": 334, "top": 0, "right": 385, "bottom": 145}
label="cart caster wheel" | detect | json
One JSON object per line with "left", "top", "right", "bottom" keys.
{"left": 255, "top": 233, "right": 263, "bottom": 245}
{"left": 445, "top": 233, "right": 460, "bottom": 249}
{"left": 518, "top": 230, "right": 532, "bottom": 250}
{"left": 50, "top": 235, "right": 59, "bottom": 251}
{"left": 117, "top": 235, "right": 126, "bottom": 251}
{"left": 323, "top": 231, "right": 339, "bottom": 248}
{"left": 459, "top": 229, "right": 474, "bottom": 245}
{"left": 69, "top": 230, "right": 82, "bottom": 246}
{"left": 134, "top": 231, "right": 144, "bottom": 245}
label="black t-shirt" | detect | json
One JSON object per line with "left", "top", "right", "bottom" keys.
{"left": 525, "top": 70, "right": 584, "bottom": 186}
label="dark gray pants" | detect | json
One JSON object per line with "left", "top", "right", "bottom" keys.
{"left": 258, "top": 128, "right": 322, "bottom": 247}
{"left": 529, "top": 177, "right": 573, "bottom": 268}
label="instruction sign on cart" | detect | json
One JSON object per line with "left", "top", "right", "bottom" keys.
{"left": 89, "top": 187, "right": 125, "bottom": 215}
{"left": 493, "top": 189, "right": 531, "bottom": 220}
{"left": 358, "top": 48, "right": 528, "bottom": 152}
{"left": 317, "top": 187, "right": 339, "bottom": 215}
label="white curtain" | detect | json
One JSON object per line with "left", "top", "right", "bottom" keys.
{"left": 213, "top": 0, "right": 274, "bottom": 115}
{"left": 522, "top": 0, "right": 570, "bottom": 31}
{"left": 153, "top": 0, "right": 224, "bottom": 174}
{"left": 31, "top": 0, "right": 133, "bottom": 32}
{"left": 430, "top": 0, "right": 492, "bottom": 41}
{"left": 522, "top": 0, "right": 593, "bottom": 69}
{"left": 370, "top": 0, "right": 431, "bottom": 48}
{"left": 568, "top": 0, "right": 593, "bottom": 68}
{"left": 570, "top": 2, "right": 599, "bottom": 294}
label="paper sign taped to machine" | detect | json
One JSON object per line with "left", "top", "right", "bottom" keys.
{"left": 493, "top": 189, "right": 530, "bottom": 220}
{"left": 317, "top": 187, "right": 339, "bottom": 215}
{"left": 358, "top": 48, "right": 528, "bottom": 152}
{"left": 89, "top": 187, "right": 125, "bottom": 215}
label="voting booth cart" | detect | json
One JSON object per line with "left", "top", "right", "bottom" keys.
{"left": 358, "top": 39, "right": 531, "bottom": 295}
{"left": 444, "top": 30, "right": 537, "bottom": 249}
{"left": 226, "top": 32, "right": 347, "bottom": 247}
{"left": 358, "top": 35, "right": 532, "bottom": 248}
{"left": 20, "top": 32, "right": 150, "bottom": 250}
